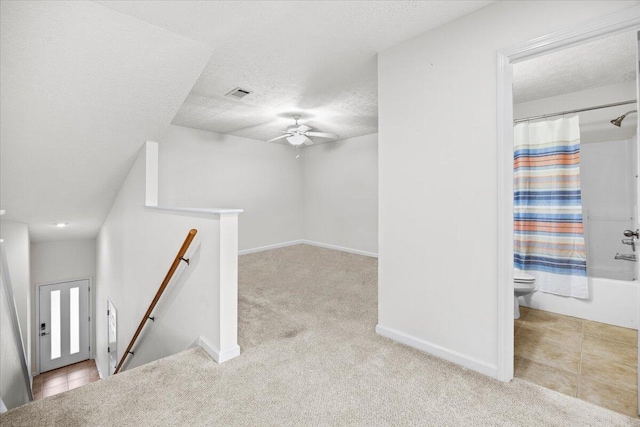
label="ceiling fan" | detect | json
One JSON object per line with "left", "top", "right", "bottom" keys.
{"left": 267, "top": 115, "right": 338, "bottom": 146}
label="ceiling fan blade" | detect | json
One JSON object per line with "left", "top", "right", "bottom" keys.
{"left": 303, "top": 137, "right": 314, "bottom": 146}
{"left": 297, "top": 124, "right": 311, "bottom": 133}
{"left": 306, "top": 131, "right": 339, "bottom": 139}
{"left": 266, "top": 134, "right": 290, "bottom": 143}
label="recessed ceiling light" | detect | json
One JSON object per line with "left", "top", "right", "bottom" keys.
{"left": 0, "top": 210, "right": 5, "bottom": 215}
{"left": 56, "top": 222, "right": 67, "bottom": 228}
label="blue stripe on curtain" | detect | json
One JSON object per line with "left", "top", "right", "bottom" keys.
{"left": 514, "top": 144, "right": 580, "bottom": 157}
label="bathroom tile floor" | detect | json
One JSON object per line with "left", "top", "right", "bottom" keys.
{"left": 514, "top": 307, "right": 638, "bottom": 418}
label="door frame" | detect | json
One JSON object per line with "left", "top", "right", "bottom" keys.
{"left": 34, "top": 277, "right": 93, "bottom": 375}
{"left": 107, "top": 298, "right": 117, "bottom": 377}
{"left": 496, "top": 7, "right": 640, "bottom": 382}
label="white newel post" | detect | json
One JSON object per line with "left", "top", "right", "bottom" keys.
{"left": 217, "top": 212, "right": 240, "bottom": 362}
{"left": 144, "top": 140, "right": 242, "bottom": 363}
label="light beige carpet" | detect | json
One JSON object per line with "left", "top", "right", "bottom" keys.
{"left": 2, "top": 244, "right": 639, "bottom": 426}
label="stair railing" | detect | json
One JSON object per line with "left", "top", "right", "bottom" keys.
{"left": 114, "top": 229, "right": 197, "bottom": 374}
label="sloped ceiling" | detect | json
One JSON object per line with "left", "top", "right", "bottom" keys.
{"left": 98, "top": 1, "right": 493, "bottom": 142}
{"left": 0, "top": 1, "right": 211, "bottom": 241}
{"left": 1, "top": 1, "right": 494, "bottom": 242}
{"left": 4, "top": 2, "right": 633, "bottom": 242}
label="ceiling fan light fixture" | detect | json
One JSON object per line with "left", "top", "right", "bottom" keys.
{"left": 267, "top": 114, "right": 336, "bottom": 148}
{"left": 286, "top": 134, "right": 306, "bottom": 146}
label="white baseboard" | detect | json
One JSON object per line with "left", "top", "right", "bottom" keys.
{"left": 0, "top": 398, "right": 7, "bottom": 413}
{"left": 95, "top": 362, "right": 104, "bottom": 380}
{"left": 189, "top": 336, "right": 240, "bottom": 364}
{"left": 217, "top": 345, "right": 241, "bottom": 363}
{"left": 238, "top": 240, "right": 304, "bottom": 255}
{"left": 375, "top": 324, "right": 497, "bottom": 379}
{"left": 94, "top": 354, "right": 105, "bottom": 379}
{"left": 239, "top": 239, "right": 378, "bottom": 258}
{"left": 302, "top": 240, "right": 378, "bottom": 258}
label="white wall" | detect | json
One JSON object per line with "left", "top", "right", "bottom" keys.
{"left": 31, "top": 240, "right": 96, "bottom": 285}
{"left": 303, "top": 134, "right": 378, "bottom": 255}
{"left": 581, "top": 137, "right": 637, "bottom": 281}
{"left": 1, "top": 272, "right": 30, "bottom": 410}
{"left": 31, "top": 239, "right": 96, "bottom": 371}
{"left": 0, "top": 221, "right": 31, "bottom": 371}
{"left": 96, "top": 143, "right": 238, "bottom": 377}
{"left": 159, "top": 125, "right": 379, "bottom": 256}
{"left": 377, "top": 0, "right": 639, "bottom": 378}
{"left": 514, "top": 81, "right": 637, "bottom": 143}
{"left": 158, "top": 125, "right": 303, "bottom": 251}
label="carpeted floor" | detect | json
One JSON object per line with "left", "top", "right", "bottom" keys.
{"left": 2, "top": 244, "right": 639, "bottom": 426}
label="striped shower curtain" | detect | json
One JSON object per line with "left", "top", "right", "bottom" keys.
{"left": 514, "top": 116, "right": 588, "bottom": 299}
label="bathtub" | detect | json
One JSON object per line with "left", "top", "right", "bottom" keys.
{"left": 521, "top": 276, "right": 639, "bottom": 329}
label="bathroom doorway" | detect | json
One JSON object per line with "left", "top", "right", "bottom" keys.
{"left": 496, "top": 10, "right": 639, "bottom": 419}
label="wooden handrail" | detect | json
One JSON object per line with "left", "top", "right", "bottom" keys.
{"left": 114, "top": 229, "right": 198, "bottom": 374}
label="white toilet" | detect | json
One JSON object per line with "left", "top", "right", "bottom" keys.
{"left": 514, "top": 269, "right": 535, "bottom": 319}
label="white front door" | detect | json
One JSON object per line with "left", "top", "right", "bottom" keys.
{"left": 39, "top": 279, "right": 90, "bottom": 372}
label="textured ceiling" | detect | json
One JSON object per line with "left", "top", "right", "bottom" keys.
{"left": 1, "top": 1, "right": 494, "bottom": 242}
{"left": 98, "top": 1, "right": 493, "bottom": 142}
{"left": 2, "top": 2, "right": 635, "bottom": 243}
{"left": 0, "top": 1, "right": 211, "bottom": 241}
{"left": 513, "top": 31, "right": 637, "bottom": 145}
{"left": 513, "top": 32, "right": 636, "bottom": 104}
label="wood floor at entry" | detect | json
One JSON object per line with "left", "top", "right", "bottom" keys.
{"left": 38, "top": 279, "right": 91, "bottom": 373}
{"left": 32, "top": 359, "right": 100, "bottom": 400}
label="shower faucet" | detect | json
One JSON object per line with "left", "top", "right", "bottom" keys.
{"left": 622, "top": 238, "right": 636, "bottom": 252}
{"left": 615, "top": 253, "right": 637, "bottom": 262}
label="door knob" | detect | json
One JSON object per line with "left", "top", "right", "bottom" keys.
{"left": 40, "top": 332, "right": 50, "bottom": 336}
{"left": 623, "top": 229, "right": 639, "bottom": 238}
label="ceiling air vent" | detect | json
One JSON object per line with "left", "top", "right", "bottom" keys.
{"left": 226, "top": 87, "right": 251, "bottom": 99}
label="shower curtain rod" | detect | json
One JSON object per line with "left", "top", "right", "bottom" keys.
{"left": 513, "top": 99, "right": 637, "bottom": 124}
